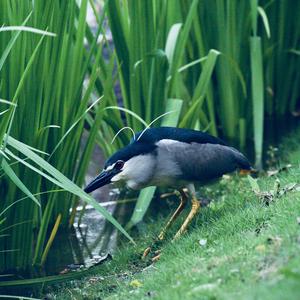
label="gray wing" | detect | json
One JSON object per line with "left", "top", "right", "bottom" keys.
{"left": 176, "top": 143, "right": 250, "bottom": 182}
{"left": 157, "top": 140, "right": 250, "bottom": 183}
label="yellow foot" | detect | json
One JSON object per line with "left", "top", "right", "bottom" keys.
{"left": 173, "top": 227, "right": 187, "bottom": 240}
{"left": 141, "top": 247, "right": 162, "bottom": 261}
{"left": 157, "top": 231, "right": 165, "bottom": 241}
{"left": 157, "top": 189, "right": 188, "bottom": 242}
{"left": 141, "top": 247, "right": 151, "bottom": 260}
{"left": 173, "top": 197, "right": 201, "bottom": 240}
{"left": 152, "top": 253, "right": 161, "bottom": 262}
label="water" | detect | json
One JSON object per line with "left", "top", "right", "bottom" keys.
{"left": 41, "top": 139, "right": 172, "bottom": 277}
{"left": 44, "top": 192, "right": 132, "bottom": 275}
{"left": 43, "top": 135, "right": 136, "bottom": 276}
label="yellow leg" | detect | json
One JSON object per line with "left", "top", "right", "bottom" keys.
{"left": 142, "top": 189, "right": 187, "bottom": 260}
{"left": 173, "top": 197, "right": 201, "bottom": 240}
{"left": 157, "top": 189, "right": 188, "bottom": 241}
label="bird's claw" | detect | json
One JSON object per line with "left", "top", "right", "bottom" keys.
{"left": 157, "top": 232, "right": 165, "bottom": 241}
{"left": 141, "top": 247, "right": 161, "bottom": 262}
{"left": 152, "top": 253, "right": 161, "bottom": 262}
{"left": 141, "top": 247, "right": 151, "bottom": 260}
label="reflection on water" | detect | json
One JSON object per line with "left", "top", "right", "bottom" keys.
{"left": 44, "top": 132, "right": 136, "bottom": 275}
{"left": 45, "top": 189, "right": 135, "bottom": 275}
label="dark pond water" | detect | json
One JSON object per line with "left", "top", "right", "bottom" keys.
{"left": 43, "top": 134, "right": 137, "bottom": 276}
{"left": 44, "top": 191, "right": 135, "bottom": 276}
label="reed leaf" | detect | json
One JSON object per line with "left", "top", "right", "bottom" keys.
{"left": 1, "top": 158, "right": 40, "bottom": 207}
{"left": 250, "top": 37, "right": 264, "bottom": 169}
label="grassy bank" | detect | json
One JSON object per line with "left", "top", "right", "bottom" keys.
{"left": 45, "top": 136, "right": 300, "bottom": 300}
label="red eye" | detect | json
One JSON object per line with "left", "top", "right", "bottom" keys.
{"left": 114, "top": 160, "right": 124, "bottom": 170}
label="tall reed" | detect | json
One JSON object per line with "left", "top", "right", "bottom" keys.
{"left": 182, "top": 0, "right": 300, "bottom": 159}
{"left": 89, "top": 0, "right": 300, "bottom": 225}
{"left": 95, "top": 0, "right": 300, "bottom": 165}
{"left": 0, "top": 0, "right": 131, "bottom": 273}
{"left": 88, "top": 0, "right": 219, "bottom": 225}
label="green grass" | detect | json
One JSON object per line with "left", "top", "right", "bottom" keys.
{"left": 42, "top": 133, "right": 300, "bottom": 299}
{"left": 2, "top": 0, "right": 299, "bottom": 273}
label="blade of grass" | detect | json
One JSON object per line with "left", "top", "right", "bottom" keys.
{"left": 5, "top": 136, "right": 134, "bottom": 243}
{"left": 1, "top": 158, "right": 40, "bottom": 207}
{"left": 250, "top": 36, "right": 264, "bottom": 169}
{"left": 0, "top": 13, "right": 32, "bottom": 72}
{"left": 0, "top": 26, "right": 56, "bottom": 36}
{"left": 41, "top": 213, "right": 61, "bottom": 265}
{"left": 179, "top": 49, "right": 220, "bottom": 128}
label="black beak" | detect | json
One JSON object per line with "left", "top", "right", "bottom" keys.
{"left": 84, "top": 170, "right": 117, "bottom": 193}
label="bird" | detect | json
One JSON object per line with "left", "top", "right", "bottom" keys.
{"left": 84, "top": 126, "right": 251, "bottom": 257}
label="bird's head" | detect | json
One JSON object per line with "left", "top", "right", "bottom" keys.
{"left": 84, "top": 138, "right": 157, "bottom": 193}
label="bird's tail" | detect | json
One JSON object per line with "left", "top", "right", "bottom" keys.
{"left": 237, "top": 154, "right": 257, "bottom": 175}
{"left": 239, "top": 168, "right": 257, "bottom": 175}
{"left": 230, "top": 147, "right": 253, "bottom": 172}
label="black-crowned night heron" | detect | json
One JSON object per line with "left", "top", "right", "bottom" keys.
{"left": 84, "top": 127, "right": 251, "bottom": 258}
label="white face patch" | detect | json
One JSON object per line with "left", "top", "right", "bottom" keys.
{"left": 110, "top": 154, "right": 156, "bottom": 189}
{"left": 110, "top": 172, "right": 123, "bottom": 182}
{"left": 105, "top": 164, "right": 114, "bottom": 171}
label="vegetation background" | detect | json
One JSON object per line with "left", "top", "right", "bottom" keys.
{"left": 0, "top": 0, "right": 299, "bottom": 296}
